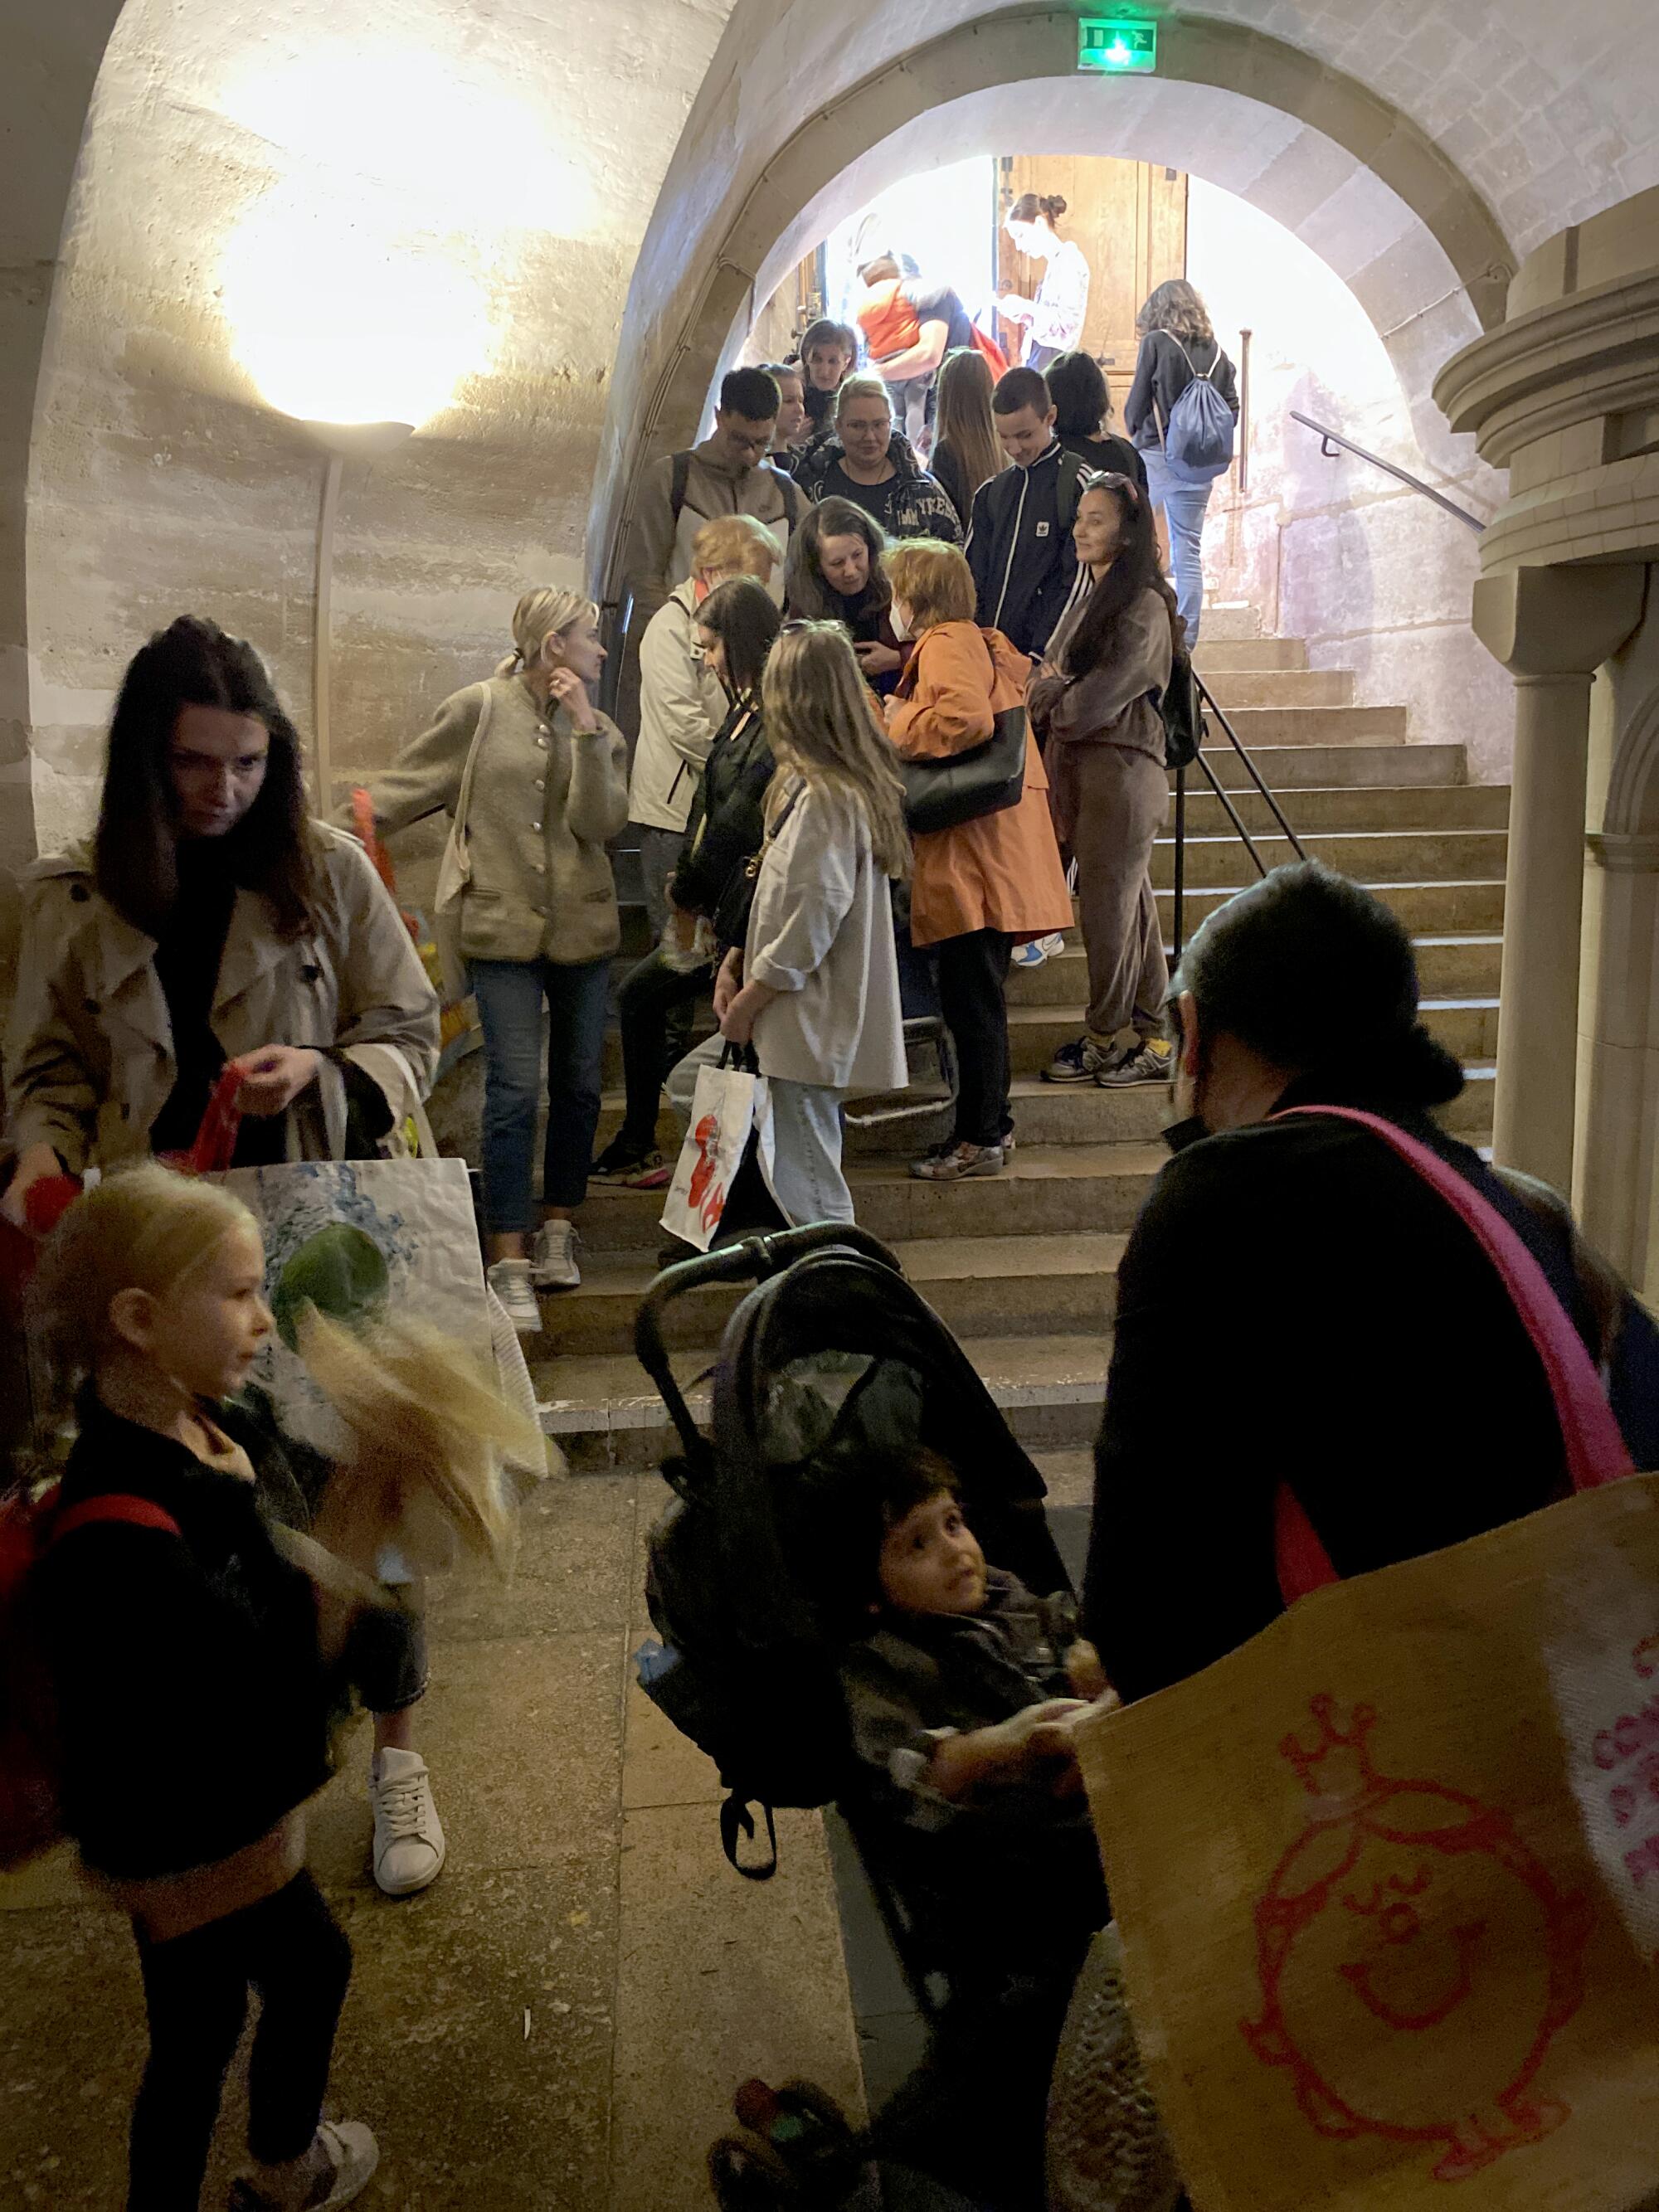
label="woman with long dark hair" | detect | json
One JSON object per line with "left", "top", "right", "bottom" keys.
{"left": 784, "top": 496, "right": 908, "bottom": 694}
{"left": 4, "top": 615, "right": 439, "bottom": 1216}
{"left": 591, "top": 576, "right": 783, "bottom": 1184}
{"left": 1124, "top": 279, "right": 1238, "bottom": 643}
{"left": 1045, "top": 349, "right": 1146, "bottom": 495}
{"left": 930, "top": 346, "right": 1004, "bottom": 533}
{"left": 2, "top": 613, "right": 450, "bottom": 1903}
{"left": 1030, "top": 473, "right": 1180, "bottom": 1089}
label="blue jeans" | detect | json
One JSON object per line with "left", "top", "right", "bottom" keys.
{"left": 1143, "top": 450, "right": 1213, "bottom": 644}
{"left": 469, "top": 956, "right": 611, "bottom": 1232}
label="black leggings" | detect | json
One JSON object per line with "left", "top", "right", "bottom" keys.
{"left": 129, "top": 1872, "right": 351, "bottom": 2210}
{"left": 937, "top": 928, "right": 1013, "bottom": 1147}
{"left": 617, "top": 946, "right": 708, "bottom": 1155}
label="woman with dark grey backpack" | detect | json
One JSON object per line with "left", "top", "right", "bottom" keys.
{"left": 1123, "top": 280, "right": 1238, "bottom": 644}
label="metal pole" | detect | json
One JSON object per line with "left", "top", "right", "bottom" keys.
{"left": 1171, "top": 766, "right": 1187, "bottom": 965}
{"left": 313, "top": 452, "right": 342, "bottom": 812}
{"left": 1237, "top": 328, "right": 1252, "bottom": 498}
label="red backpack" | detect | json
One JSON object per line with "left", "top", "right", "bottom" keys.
{"left": 0, "top": 1485, "right": 182, "bottom": 1868}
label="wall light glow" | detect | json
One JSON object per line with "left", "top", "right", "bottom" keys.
{"left": 219, "top": 177, "right": 493, "bottom": 429}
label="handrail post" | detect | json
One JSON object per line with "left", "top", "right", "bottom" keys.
{"left": 1171, "top": 766, "right": 1187, "bottom": 965}
{"left": 1237, "top": 328, "right": 1251, "bottom": 498}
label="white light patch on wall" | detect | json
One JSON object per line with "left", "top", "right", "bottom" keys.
{"left": 220, "top": 177, "right": 493, "bottom": 426}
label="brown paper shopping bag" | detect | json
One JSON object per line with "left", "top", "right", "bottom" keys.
{"left": 1077, "top": 1108, "right": 1659, "bottom": 2212}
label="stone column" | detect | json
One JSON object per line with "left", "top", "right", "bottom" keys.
{"left": 1473, "top": 565, "right": 1644, "bottom": 1191}
{"left": 1579, "top": 831, "right": 1659, "bottom": 1296}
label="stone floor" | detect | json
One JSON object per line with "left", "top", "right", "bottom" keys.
{"left": 0, "top": 1465, "right": 868, "bottom": 2210}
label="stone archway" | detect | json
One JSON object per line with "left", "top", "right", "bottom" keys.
{"left": 594, "top": 4, "right": 1515, "bottom": 600}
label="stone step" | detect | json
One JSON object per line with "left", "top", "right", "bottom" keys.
{"left": 1151, "top": 827, "right": 1508, "bottom": 889}
{"left": 1176, "top": 784, "right": 1509, "bottom": 838}
{"left": 536, "top": 1231, "right": 1127, "bottom": 1359}
{"left": 1193, "top": 636, "right": 1307, "bottom": 674}
{"left": 1160, "top": 877, "right": 1504, "bottom": 935}
{"left": 1197, "top": 668, "right": 1353, "bottom": 710}
{"left": 1219, "top": 705, "right": 1408, "bottom": 746}
{"left": 574, "top": 1140, "right": 1169, "bottom": 1255}
{"left": 538, "top": 1332, "right": 1113, "bottom": 1471}
{"left": 1199, "top": 603, "right": 1262, "bottom": 642}
{"left": 1194, "top": 743, "right": 1467, "bottom": 792}
{"left": 1008, "top": 931, "right": 1501, "bottom": 1007}
{"left": 1005, "top": 996, "right": 1498, "bottom": 1072}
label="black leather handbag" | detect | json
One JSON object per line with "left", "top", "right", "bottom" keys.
{"left": 899, "top": 630, "right": 1028, "bottom": 836}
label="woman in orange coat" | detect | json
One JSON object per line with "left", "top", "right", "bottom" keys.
{"left": 885, "top": 540, "right": 1073, "bottom": 1182}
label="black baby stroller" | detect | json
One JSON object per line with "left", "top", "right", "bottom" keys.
{"left": 632, "top": 1223, "right": 1072, "bottom": 1983}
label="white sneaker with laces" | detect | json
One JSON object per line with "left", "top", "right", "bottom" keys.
{"left": 529, "top": 1219, "right": 581, "bottom": 1289}
{"left": 486, "top": 1257, "right": 541, "bottom": 1334}
{"left": 370, "top": 1747, "right": 445, "bottom": 1896}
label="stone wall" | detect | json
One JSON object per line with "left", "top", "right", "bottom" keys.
{"left": 1186, "top": 182, "right": 1514, "bottom": 780}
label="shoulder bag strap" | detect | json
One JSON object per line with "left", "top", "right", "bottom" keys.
{"left": 1272, "top": 1105, "right": 1633, "bottom": 1602}
{"left": 53, "top": 1495, "right": 182, "bottom": 1544}
{"left": 448, "top": 683, "right": 496, "bottom": 878}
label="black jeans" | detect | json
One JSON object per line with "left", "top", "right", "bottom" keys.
{"left": 617, "top": 947, "right": 708, "bottom": 1155}
{"left": 129, "top": 1872, "right": 351, "bottom": 2210}
{"left": 936, "top": 929, "right": 1013, "bottom": 1148}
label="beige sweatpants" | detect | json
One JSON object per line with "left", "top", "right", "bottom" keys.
{"left": 1046, "top": 740, "right": 1170, "bottom": 1047}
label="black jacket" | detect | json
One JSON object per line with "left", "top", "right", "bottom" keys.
{"left": 31, "top": 1396, "right": 341, "bottom": 1880}
{"left": 1056, "top": 429, "right": 1149, "bottom": 498}
{"left": 1083, "top": 1083, "right": 1659, "bottom": 1701}
{"left": 964, "top": 440, "right": 1092, "bottom": 659}
{"left": 1123, "top": 329, "right": 1239, "bottom": 455}
{"left": 800, "top": 434, "right": 961, "bottom": 544}
{"left": 671, "top": 701, "right": 775, "bottom": 936}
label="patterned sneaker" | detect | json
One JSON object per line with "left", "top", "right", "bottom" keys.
{"left": 1042, "top": 1036, "right": 1112, "bottom": 1085}
{"left": 910, "top": 1141, "right": 1005, "bottom": 1182}
{"left": 529, "top": 1220, "right": 582, "bottom": 1289}
{"left": 1096, "top": 1038, "right": 1175, "bottom": 1087}
{"left": 486, "top": 1258, "right": 541, "bottom": 1334}
{"left": 620, "top": 1150, "right": 673, "bottom": 1191}
{"left": 590, "top": 1136, "right": 656, "bottom": 1183}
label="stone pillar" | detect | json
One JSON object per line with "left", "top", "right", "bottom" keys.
{"left": 1579, "top": 831, "right": 1659, "bottom": 1296}
{"left": 1473, "top": 565, "right": 1644, "bottom": 1191}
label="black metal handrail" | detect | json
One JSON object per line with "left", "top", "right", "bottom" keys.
{"left": 1289, "top": 411, "right": 1484, "bottom": 532}
{"left": 1170, "top": 673, "right": 1310, "bottom": 964}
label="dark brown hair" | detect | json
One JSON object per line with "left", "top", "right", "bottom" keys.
{"left": 784, "top": 497, "right": 893, "bottom": 624}
{"left": 992, "top": 365, "right": 1051, "bottom": 418}
{"left": 1010, "top": 192, "right": 1067, "bottom": 226}
{"left": 1061, "top": 473, "right": 1183, "bottom": 680}
{"left": 95, "top": 616, "right": 316, "bottom": 941}
{"left": 695, "top": 576, "right": 783, "bottom": 701}
{"left": 1045, "top": 350, "right": 1114, "bottom": 438}
{"left": 1136, "top": 279, "right": 1214, "bottom": 343}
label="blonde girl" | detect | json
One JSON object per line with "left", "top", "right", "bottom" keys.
{"left": 28, "top": 1165, "right": 380, "bottom": 2211}
{"left": 351, "top": 587, "right": 629, "bottom": 1322}
{"left": 668, "top": 624, "right": 908, "bottom": 1229}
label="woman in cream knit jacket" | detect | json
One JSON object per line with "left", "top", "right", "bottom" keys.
{"left": 353, "top": 590, "right": 629, "bottom": 1321}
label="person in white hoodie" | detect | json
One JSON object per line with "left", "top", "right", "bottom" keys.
{"left": 669, "top": 622, "right": 909, "bottom": 1228}
{"left": 629, "top": 514, "right": 782, "bottom": 937}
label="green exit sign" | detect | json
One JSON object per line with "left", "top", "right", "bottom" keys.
{"left": 1078, "top": 17, "right": 1158, "bottom": 72}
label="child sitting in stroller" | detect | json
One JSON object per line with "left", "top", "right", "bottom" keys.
{"left": 827, "top": 1447, "right": 1114, "bottom": 2211}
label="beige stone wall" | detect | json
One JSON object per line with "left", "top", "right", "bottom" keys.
{"left": 24, "top": 0, "right": 737, "bottom": 867}
{"left": 1186, "top": 182, "right": 1515, "bottom": 780}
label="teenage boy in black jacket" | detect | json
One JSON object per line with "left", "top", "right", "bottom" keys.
{"left": 964, "top": 367, "right": 1092, "bottom": 659}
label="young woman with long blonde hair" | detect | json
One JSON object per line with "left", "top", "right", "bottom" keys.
{"left": 667, "top": 621, "right": 907, "bottom": 1228}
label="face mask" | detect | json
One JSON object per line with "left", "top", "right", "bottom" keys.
{"left": 890, "top": 605, "right": 912, "bottom": 642}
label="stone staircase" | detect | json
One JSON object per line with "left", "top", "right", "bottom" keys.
{"left": 534, "top": 605, "right": 1507, "bottom": 1468}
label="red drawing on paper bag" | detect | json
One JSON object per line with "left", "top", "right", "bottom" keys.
{"left": 1242, "top": 1696, "right": 1591, "bottom": 2182}
{"left": 687, "top": 1111, "right": 728, "bottom": 1237}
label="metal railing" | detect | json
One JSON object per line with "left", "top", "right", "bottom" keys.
{"left": 1170, "top": 673, "right": 1309, "bottom": 965}
{"left": 1289, "top": 411, "right": 1484, "bottom": 532}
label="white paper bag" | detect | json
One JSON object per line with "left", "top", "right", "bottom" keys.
{"left": 659, "top": 1056, "right": 772, "bottom": 1252}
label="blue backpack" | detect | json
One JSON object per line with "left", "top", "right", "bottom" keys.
{"left": 1160, "top": 336, "right": 1234, "bottom": 483}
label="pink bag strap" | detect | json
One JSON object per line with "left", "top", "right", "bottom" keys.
{"left": 1272, "top": 1106, "right": 1633, "bottom": 1602}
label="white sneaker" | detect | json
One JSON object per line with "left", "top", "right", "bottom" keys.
{"left": 486, "top": 1257, "right": 541, "bottom": 1334}
{"left": 370, "top": 1747, "right": 446, "bottom": 1896}
{"left": 228, "top": 2122, "right": 379, "bottom": 2210}
{"left": 1010, "top": 931, "right": 1065, "bottom": 970}
{"left": 529, "top": 1219, "right": 581, "bottom": 1289}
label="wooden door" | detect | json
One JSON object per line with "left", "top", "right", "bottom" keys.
{"left": 996, "top": 156, "right": 1187, "bottom": 427}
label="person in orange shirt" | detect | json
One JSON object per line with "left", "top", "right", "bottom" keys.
{"left": 884, "top": 540, "right": 1072, "bottom": 1182}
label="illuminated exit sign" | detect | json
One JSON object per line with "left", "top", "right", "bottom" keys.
{"left": 1078, "top": 17, "right": 1158, "bottom": 72}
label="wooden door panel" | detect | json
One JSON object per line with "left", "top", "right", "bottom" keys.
{"left": 996, "top": 155, "right": 1186, "bottom": 424}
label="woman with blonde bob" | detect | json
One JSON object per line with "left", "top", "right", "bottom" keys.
{"left": 351, "top": 588, "right": 628, "bottom": 1321}
{"left": 668, "top": 622, "right": 907, "bottom": 1228}
{"left": 885, "top": 540, "right": 1072, "bottom": 1182}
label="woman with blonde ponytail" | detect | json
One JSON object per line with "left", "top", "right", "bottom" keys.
{"left": 351, "top": 589, "right": 628, "bottom": 1324}
{"left": 667, "top": 622, "right": 907, "bottom": 1231}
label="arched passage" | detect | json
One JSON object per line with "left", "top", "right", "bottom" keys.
{"left": 593, "top": 5, "right": 1515, "bottom": 598}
